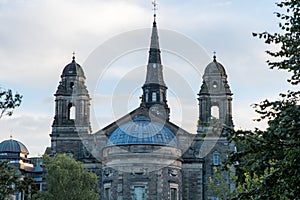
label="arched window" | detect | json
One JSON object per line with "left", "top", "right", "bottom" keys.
{"left": 68, "top": 103, "right": 75, "bottom": 120}
{"left": 70, "top": 82, "right": 74, "bottom": 89}
{"left": 212, "top": 81, "right": 218, "bottom": 89}
{"left": 211, "top": 106, "right": 219, "bottom": 119}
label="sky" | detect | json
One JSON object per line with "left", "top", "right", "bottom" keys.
{"left": 0, "top": 0, "right": 296, "bottom": 157}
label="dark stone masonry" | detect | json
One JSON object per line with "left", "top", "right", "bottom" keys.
{"left": 48, "top": 14, "right": 235, "bottom": 200}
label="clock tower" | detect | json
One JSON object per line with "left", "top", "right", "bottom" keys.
{"left": 140, "top": 15, "right": 170, "bottom": 120}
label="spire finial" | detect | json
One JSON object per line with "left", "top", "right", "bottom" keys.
{"left": 152, "top": 0, "right": 158, "bottom": 21}
{"left": 72, "top": 51, "right": 76, "bottom": 61}
{"left": 213, "top": 51, "right": 217, "bottom": 62}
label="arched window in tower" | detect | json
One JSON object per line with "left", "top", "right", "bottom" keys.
{"left": 70, "top": 82, "right": 74, "bottom": 89}
{"left": 67, "top": 103, "right": 76, "bottom": 120}
{"left": 212, "top": 81, "right": 218, "bottom": 89}
{"left": 211, "top": 106, "right": 219, "bottom": 120}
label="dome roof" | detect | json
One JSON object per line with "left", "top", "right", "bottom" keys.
{"left": 62, "top": 57, "right": 85, "bottom": 78}
{"left": 204, "top": 60, "right": 227, "bottom": 76}
{"left": 107, "top": 116, "right": 179, "bottom": 147}
{"left": 0, "top": 139, "right": 29, "bottom": 154}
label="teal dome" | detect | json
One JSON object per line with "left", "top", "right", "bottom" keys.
{"left": 107, "top": 116, "right": 179, "bottom": 147}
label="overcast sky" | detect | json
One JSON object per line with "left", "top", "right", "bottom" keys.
{"left": 0, "top": 0, "right": 296, "bottom": 157}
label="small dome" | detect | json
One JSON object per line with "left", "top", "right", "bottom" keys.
{"left": 0, "top": 139, "right": 29, "bottom": 154}
{"left": 62, "top": 58, "right": 85, "bottom": 78}
{"left": 204, "top": 60, "right": 227, "bottom": 76}
{"left": 107, "top": 116, "right": 179, "bottom": 147}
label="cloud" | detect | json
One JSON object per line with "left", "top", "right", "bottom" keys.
{"left": 0, "top": 0, "right": 150, "bottom": 85}
{"left": 0, "top": 114, "right": 51, "bottom": 156}
{"left": 0, "top": 0, "right": 291, "bottom": 156}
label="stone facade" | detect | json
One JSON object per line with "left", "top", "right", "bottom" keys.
{"left": 48, "top": 17, "right": 234, "bottom": 200}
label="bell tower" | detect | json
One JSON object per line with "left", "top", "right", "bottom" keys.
{"left": 197, "top": 54, "right": 233, "bottom": 134}
{"left": 50, "top": 54, "right": 91, "bottom": 158}
{"left": 141, "top": 14, "right": 170, "bottom": 120}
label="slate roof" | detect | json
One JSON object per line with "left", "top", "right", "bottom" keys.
{"left": 61, "top": 56, "right": 85, "bottom": 78}
{"left": 0, "top": 139, "right": 29, "bottom": 154}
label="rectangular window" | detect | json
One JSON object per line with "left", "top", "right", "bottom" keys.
{"left": 145, "top": 93, "right": 149, "bottom": 102}
{"left": 170, "top": 188, "right": 178, "bottom": 200}
{"left": 104, "top": 183, "right": 111, "bottom": 200}
{"left": 152, "top": 92, "right": 157, "bottom": 102}
{"left": 134, "top": 186, "right": 145, "bottom": 200}
{"left": 213, "top": 154, "right": 219, "bottom": 165}
{"left": 170, "top": 183, "right": 178, "bottom": 200}
{"left": 104, "top": 188, "right": 111, "bottom": 200}
{"left": 161, "top": 92, "right": 164, "bottom": 102}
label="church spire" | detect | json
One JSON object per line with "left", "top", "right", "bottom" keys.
{"left": 148, "top": 18, "right": 161, "bottom": 64}
{"left": 148, "top": 0, "right": 160, "bottom": 64}
{"left": 141, "top": 4, "right": 170, "bottom": 120}
{"left": 144, "top": 9, "right": 165, "bottom": 86}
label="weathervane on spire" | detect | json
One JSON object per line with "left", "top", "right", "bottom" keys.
{"left": 152, "top": 0, "right": 158, "bottom": 20}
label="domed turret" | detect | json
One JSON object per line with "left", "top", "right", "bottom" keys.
{"left": 204, "top": 57, "right": 227, "bottom": 77}
{"left": 51, "top": 54, "right": 92, "bottom": 159}
{"left": 202, "top": 56, "right": 231, "bottom": 95}
{"left": 61, "top": 56, "right": 85, "bottom": 78}
{"left": 0, "top": 139, "right": 29, "bottom": 154}
{"left": 0, "top": 139, "right": 31, "bottom": 167}
{"left": 198, "top": 54, "right": 234, "bottom": 134}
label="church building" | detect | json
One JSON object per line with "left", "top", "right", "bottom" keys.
{"left": 48, "top": 10, "right": 235, "bottom": 200}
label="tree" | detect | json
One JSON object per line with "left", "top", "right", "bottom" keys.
{"left": 0, "top": 88, "right": 22, "bottom": 119}
{"left": 209, "top": 167, "right": 236, "bottom": 200}
{"left": 0, "top": 161, "right": 20, "bottom": 199}
{"left": 226, "top": 1, "right": 300, "bottom": 199}
{"left": 39, "top": 154, "right": 99, "bottom": 200}
{"left": 0, "top": 161, "right": 37, "bottom": 200}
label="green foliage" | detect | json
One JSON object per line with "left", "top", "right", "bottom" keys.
{"left": 252, "top": 0, "right": 300, "bottom": 85}
{"left": 209, "top": 167, "right": 236, "bottom": 200}
{"left": 226, "top": 95, "right": 300, "bottom": 199}
{"left": 226, "top": 1, "right": 300, "bottom": 199}
{"left": 0, "top": 161, "right": 37, "bottom": 200}
{"left": 0, "top": 88, "right": 22, "bottom": 119}
{"left": 39, "top": 154, "right": 99, "bottom": 200}
{"left": 0, "top": 161, "right": 20, "bottom": 199}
